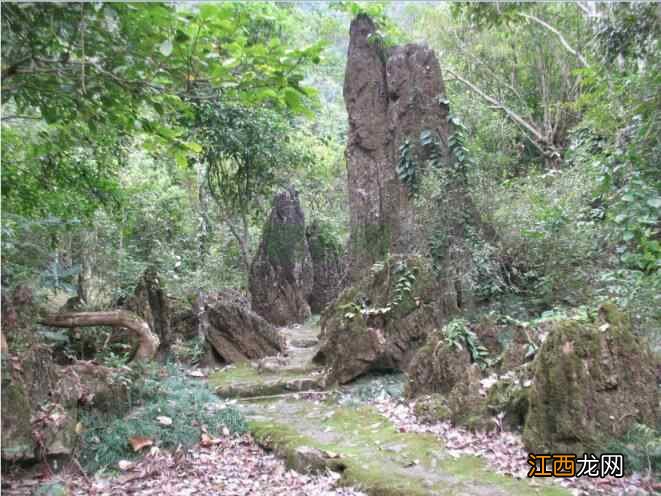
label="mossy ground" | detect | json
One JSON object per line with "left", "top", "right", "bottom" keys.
{"left": 244, "top": 398, "right": 569, "bottom": 496}
{"left": 210, "top": 363, "right": 323, "bottom": 397}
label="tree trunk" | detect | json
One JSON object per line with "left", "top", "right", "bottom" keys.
{"left": 197, "top": 163, "right": 212, "bottom": 267}
{"left": 76, "top": 229, "right": 94, "bottom": 304}
{"left": 40, "top": 310, "right": 159, "bottom": 362}
{"left": 227, "top": 214, "right": 251, "bottom": 277}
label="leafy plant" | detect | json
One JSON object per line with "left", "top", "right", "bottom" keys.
{"left": 79, "top": 368, "right": 246, "bottom": 473}
{"left": 391, "top": 261, "right": 417, "bottom": 308}
{"left": 443, "top": 318, "right": 490, "bottom": 368}
{"left": 607, "top": 423, "right": 661, "bottom": 476}
{"left": 397, "top": 139, "right": 417, "bottom": 195}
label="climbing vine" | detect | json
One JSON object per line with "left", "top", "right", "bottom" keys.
{"left": 342, "top": 258, "right": 417, "bottom": 322}
{"left": 447, "top": 114, "right": 474, "bottom": 179}
{"left": 391, "top": 260, "right": 417, "bottom": 308}
{"left": 396, "top": 139, "right": 417, "bottom": 196}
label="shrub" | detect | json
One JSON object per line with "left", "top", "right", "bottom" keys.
{"left": 79, "top": 367, "right": 246, "bottom": 473}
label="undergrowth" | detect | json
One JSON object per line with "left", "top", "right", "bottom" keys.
{"left": 607, "top": 423, "right": 661, "bottom": 477}
{"left": 79, "top": 366, "right": 246, "bottom": 473}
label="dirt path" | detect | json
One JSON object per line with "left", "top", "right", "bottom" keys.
{"left": 209, "top": 321, "right": 570, "bottom": 496}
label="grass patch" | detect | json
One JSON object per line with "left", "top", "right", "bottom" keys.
{"left": 80, "top": 367, "right": 246, "bottom": 473}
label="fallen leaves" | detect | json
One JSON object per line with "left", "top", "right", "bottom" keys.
{"left": 49, "top": 434, "right": 363, "bottom": 496}
{"left": 372, "top": 396, "right": 655, "bottom": 496}
{"left": 129, "top": 436, "right": 154, "bottom": 452}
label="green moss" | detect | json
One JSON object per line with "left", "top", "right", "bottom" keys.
{"left": 524, "top": 304, "right": 656, "bottom": 454}
{"left": 209, "top": 363, "right": 264, "bottom": 388}
{"left": 247, "top": 400, "right": 569, "bottom": 496}
{"left": 263, "top": 222, "right": 307, "bottom": 267}
{"left": 209, "top": 363, "right": 317, "bottom": 395}
{"left": 414, "top": 394, "right": 452, "bottom": 423}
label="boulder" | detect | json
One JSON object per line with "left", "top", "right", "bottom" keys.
{"left": 204, "top": 297, "right": 285, "bottom": 364}
{"left": 1, "top": 355, "right": 34, "bottom": 461}
{"left": 306, "top": 220, "right": 345, "bottom": 314}
{"left": 405, "top": 331, "right": 472, "bottom": 398}
{"left": 314, "top": 256, "right": 440, "bottom": 385}
{"left": 250, "top": 188, "right": 313, "bottom": 326}
{"left": 1, "top": 345, "right": 130, "bottom": 462}
{"left": 485, "top": 364, "right": 533, "bottom": 432}
{"left": 413, "top": 394, "right": 452, "bottom": 424}
{"left": 523, "top": 303, "right": 658, "bottom": 453}
{"left": 447, "top": 364, "right": 492, "bottom": 432}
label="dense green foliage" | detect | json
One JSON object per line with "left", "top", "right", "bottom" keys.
{"left": 80, "top": 366, "right": 246, "bottom": 473}
{"left": 2, "top": 2, "right": 658, "bottom": 357}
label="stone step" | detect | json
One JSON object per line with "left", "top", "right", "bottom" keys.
{"left": 288, "top": 337, "right": 319, "bottom": 349}
{"left": 215, "top": 376, "right": 323, "bottom": 399}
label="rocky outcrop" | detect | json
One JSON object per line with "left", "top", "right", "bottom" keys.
{"left": 306, "top": 220, "right": 345, "bottom": 314}
{"left": 169, "top": 295, "right": 198, "bottom": 341}
{"left": 206, "top": 303, "right": 285, "bottom": 364}
{"left": 199, "top": 290, "right": 285, "bottom": 364}
{"left": 1, "top": 346, "right": 129, "bottom": 462}
{"left": 250, "top": 188, "right": 313, "bottom": 326}
{"left": 344, "top": 15, "right": 449, "bottom": 280}
{"left": 405, "top": 331, "right": 472, "bottom": 398}
{"left": 523, "top": 304, "right": 658, "bottom": 453}
{"left": 314, "top": 256, "right": 440, "bottom": 385}
{"left": 124, "top": 267, "right": 171, "bottom": 357}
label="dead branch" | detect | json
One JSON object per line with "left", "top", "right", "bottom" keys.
{"left": 445, "top": 68, "right": 555, "bottom": 158}
{"left": 519, "top": 13, "right": 590, "bottom": 68}
{"left": 40, "top": 310, "right": 159, "bottom": 362}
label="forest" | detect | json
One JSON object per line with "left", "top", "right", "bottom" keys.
{"left": 1, "top": 2, "right": 659, "bottom": 495}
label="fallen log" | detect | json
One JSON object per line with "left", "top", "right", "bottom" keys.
{"left": 40, "top": 310, "right": 159, "bottom": 362}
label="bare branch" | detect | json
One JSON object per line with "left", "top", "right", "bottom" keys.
{"left": 519, "top": 13, "right": 590, "bottom": 68}
{"left": 41, "top": 310, "right": 159, "bottom": 362}
{"left": 445, "top": 67, "right": 551, "bottom": 155}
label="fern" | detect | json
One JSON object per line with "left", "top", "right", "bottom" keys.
{"left": 607, "top": 422, "right": 661, "bottom": 476}
{"left": 79, "top": 368, "right": 246, "bottom": 473}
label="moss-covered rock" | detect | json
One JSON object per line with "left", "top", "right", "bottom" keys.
{"left": 447, "top": 365, "right": 493, "bottom": 432}
{"left": 413, "top": 394, "right": 452, "bottom": 424}
{"left": 1, "top": 355, "right": 35, "bottom": 461}
{"left": 406, "top": 333, "right": 471, "bottom": 398}
{"left": 306, "top": 219, "right": 345, "bottom": 314}
{"left": 485, "top": 364, "right": 533, "bottom": 432}
{"left": 314, "top": 255, "right": 440, "bottom": 385}
{"left": 250, "top": 188, "right": 314, "bottom": 326}
{"left": 523, "top": 303, "right": 658, "bottom": 453}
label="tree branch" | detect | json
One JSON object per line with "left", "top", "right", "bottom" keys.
{"left": 445, "top": 67, "right": 553, "bottom": 157}
{"left": 519, "top": 13, "right": 590, "bottom": 68}
{"left": 40, "top": 310, "right": 159, "bottom": 362}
